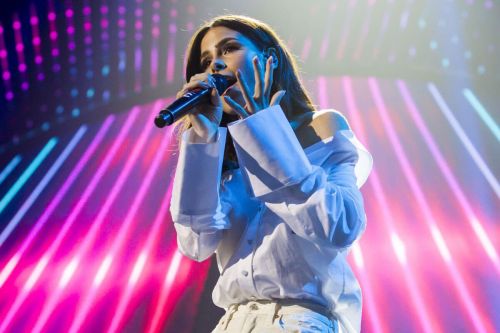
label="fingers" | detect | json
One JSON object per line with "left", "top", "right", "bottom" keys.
{"left": 223, "top": 95, "right": 249, "bottom": 118}
{"left": 252, "top": 56, "right": 265, "bottom": 102}
{"left": 263, "top": 56, "right": 274, "bottom": 100}
{"left": 270, "top": 90, "right": 286, "bottom": 106}
{"left": 236, "top": 69, "right": 258, "bottom": 113}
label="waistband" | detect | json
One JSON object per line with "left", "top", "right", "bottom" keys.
{"left": 229, "top": 298, "right": 333, "bottom": 320}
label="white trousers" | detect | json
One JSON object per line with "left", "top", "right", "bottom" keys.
{"left": 211, "top": 300, "right": 339, "bottom": 333}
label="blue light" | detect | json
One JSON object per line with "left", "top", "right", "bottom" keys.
{"left": 87, "top": 88, "right": 95, "bottom": 98}
{"left": 463, "top": 89, "right": 500, "bottom": 141}
{"left": 0, "top": 155, "right": 22, "bottom": 185}
{"left": 430, "top": 41, "right": 438, "bottom": 50}
{"left": 72, "top": 108, "right": 80, "bottom": 117}
{"left": 41, "top": 122, "right": 50, "bottom": 131}
{"left": 102, "top": 65, "right": 110, "bottom": 76}
{"left": 71, "top": 88, "right": 79, "bottom": 97}
{"left": 0, "top": 138, "right": 58, "bottom": 214}
{"left": 56, "top": 105, "right": 64, "bottom": 114}
{"left": 441, "top": 58, "right": 450, "bottom": 68}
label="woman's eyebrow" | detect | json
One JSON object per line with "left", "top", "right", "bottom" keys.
{"left": 200, "top": 37, "right": 239, "bottom": 60}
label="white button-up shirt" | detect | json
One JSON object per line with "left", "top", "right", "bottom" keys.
{"left": 170, "top": 105, "right": 373, "bottom": 333}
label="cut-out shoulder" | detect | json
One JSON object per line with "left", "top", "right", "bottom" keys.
{"left": 293, "top": 110, "right": 351, "bottom": 150}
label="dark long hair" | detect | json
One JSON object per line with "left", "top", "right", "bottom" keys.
{"left": 176, "top": 15, "right": 316, "bottom": 169}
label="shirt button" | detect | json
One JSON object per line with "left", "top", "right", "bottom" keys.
{"left": 241, "top": 270, "right": 248, "bottom": 277}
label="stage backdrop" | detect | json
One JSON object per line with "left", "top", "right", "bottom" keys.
{"left": 0, "top": 1, "right": 498, "bottom": 332}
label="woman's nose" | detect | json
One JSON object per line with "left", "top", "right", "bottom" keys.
{"left": 211, "top": 59, "right": 227, "bottom": 72}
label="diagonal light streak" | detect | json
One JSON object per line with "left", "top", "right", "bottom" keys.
{"left": 29, "top": 106, "right": 155, "bottom": 333}
{"left": 0, "top": 117, "right": 113, "bottom": 289}
{"left": 67, "top": 101, "right": 172, "bottom": 332}
{"left": 0, "top": 108, "right": 138, "bottom": 333}
{"left": 105, "top": 128, "right": 175, "bottom": 333}
{"left": 0, "top": 155, "right": 21, "bottom": 185}
{"left": 428, "top": 83, "right": 500, "bottom": 199}
{"left": 343, "top": 76, "right": 437, "bottom": 333}
{"left": 463, "top": 88, "right": 500, "bottom": 141}
{"left": 0, "top": 126, "right": 86, "bottom": 247}
{"left": 0, "top": 138, "right": 57, "bottom": 215}
{"left": 146, "top": 250, "right": 183, "bottom": 333}
{"left": 398, "top": 81, "right": 499, "bottom": 274}
{"left": 370, "top": 78, "right": 490, "bottom": 333}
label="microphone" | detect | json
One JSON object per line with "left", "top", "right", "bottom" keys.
{"left": 154, "top": 74, "right": 236, "bottom": 128}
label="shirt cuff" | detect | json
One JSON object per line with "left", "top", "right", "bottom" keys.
{"left": 170, "top": 127, "right": 227, "bottom": 215}
{"left": 227, "top": 105, "right": 312, "bottom": 197}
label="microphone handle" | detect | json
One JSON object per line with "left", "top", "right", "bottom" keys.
{"left": 154, "top": 88, "right": 211, "bottom": 127}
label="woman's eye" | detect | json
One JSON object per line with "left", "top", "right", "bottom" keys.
{"left": 201, "top": 60, "right": 211, "bottom": 70}
{"left": 222, "top": 45, "right": 238, "bottom": 54}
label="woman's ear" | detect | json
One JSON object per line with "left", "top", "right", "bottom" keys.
{"left": 263, "top": 47, "right": 278, "bottom": 69}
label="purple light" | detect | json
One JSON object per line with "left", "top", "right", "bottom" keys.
{"left": 118, "top": 6, "right": 126, "bottom": 14}
{"left": 68, "top": 42, "right": 76, "bottom": 50}
{"left": 30, "top": 16, "right": 38, "bottom": 25}
{"left": 48, "top": 12, "right": 56, "bottom": 21}
{"left": 170, "top": 9, "right": 177, "bottom": 17}
{"left": 67, "top": 26, "right": 75, "bottom": 35}
{"left": 84, "top": 36, "right": 92, "bottom": 44}
{"left": 13, "top": 21, "right": 21, "bottom": 30}
{"left": 101, "top": 19, "right": 109, "bottom": 28}
{"left": 135, "top": 8, "right": 143, "bottom": 16}
{"left": 0, "top": 50, "right": 6, "bottom": 58}
{"left": 51, "top": 49, "right": 59, "bottom": 56}
{"left": 135, "top": 21, "right": 142, "bottom": 30}
{"left": 15, "top": 44, "right": 23, "bottom": 52}
{"left": 152, "top": 27, "right": 160, "bottom": 37}
{"left": 5, "top": 91, "right": 14, "bottom": 100}
{"left": 21, "top": 82, "right": 29, "bottom": 90}
{"left": 32, "top": 37, "right": 41, "bottom": 45}
{"left": 65, "top": 9, "right": 74, "bottom": 18}
{"left": 100, "top": 6, "right": 109, "bottom": 14}
{"left": 3, "top": 71, "right": 10, "bottom": 80}
{"left": 18, "top": 63, "right": 27, "bottom": 72}
{"left": 37, "top": 73, "right": 44, "bottom": 81}
{"left": 50, "top": 31, "right": 57, "bottom": 40}
{"left": 83, "top": 7, "right": 91, "bottom": 15}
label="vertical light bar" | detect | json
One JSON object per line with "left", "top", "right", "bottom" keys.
{"left": 0, "top": 127, "right": 86, "bottom": 246}
{"left": 0, "top": 23, "right": 14, "bottom": 100}
{"left": 47, "top": 0, "right": 61, "bottom": 73}
{"left": 336, "top": 0, "right": 356, "bottom": 60}
{"left": 0, "top": 117, "right": 113, "bottom": 289}
{"left": 353, "top": 2, "right": 374, "bottom": 60}
{"left": 343, "top": 76, "right": 435, "bottom": 333}
{"left": 100, "top": 1, "right": 111, "bottom": 103}
{"left": 30, "top": 4, "right": 45, "bottom": 81}
{"left": 463, "top": 88, "right": 500, "bottom": 141}
{"left": 150, "top": 0, "right": 161, "bottom": 87}
{"left": 370, "top": 78, "right": 490, "bottom": 333}
{"left": 0, "top": 138, "right": 57, "bottom": 216}
{"left": 134, "top": 0, "right": 144, "bottom": 92}
{"left": 12, "top": 14, "right": 29, "bottom": 91}
{"left": 0, "top": 155, "right": 22, "bottom": 185}
{"left": 166, "top": 7, "right": 177, "bottom": 83}
{"left": 300, "top": 37, "right": 312, "bottom": 62}
{"left": 398, "top": 81, "right": 499, "bottom": 273}
{"left": 146, "top": 251, "right": 183, "bottom": 333}
{"left": 117, "top": 0, "right": 127, "bottom": 97}
{"left": 319, "top": 5, "right": 336, "bottom": 60}
{"left": 316, "top": 76, "right": 328, "bottom": 110}
{"left": 371, "top": 8, "right": 392, "bottom": 60}
{"left": 82, "top": 0, "right": 95, "bottom": 105}
{"left": 428, "top": 83, "right": 500, "bottom": 199}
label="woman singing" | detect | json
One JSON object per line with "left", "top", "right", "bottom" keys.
{"left": 169, "top": 14, "right": 373, "bottom": 333}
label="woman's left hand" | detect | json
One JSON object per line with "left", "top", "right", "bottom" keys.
{"left": 224, "top": 55, "right": 286, "bottom": 118}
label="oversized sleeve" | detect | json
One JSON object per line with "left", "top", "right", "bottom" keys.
{"left": 228, "top": 105, "right": 373, "bottom": 249}
{"left": 169, "top": 127, "right": 232, "bottom": 262}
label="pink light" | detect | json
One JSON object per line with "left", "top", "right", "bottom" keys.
{"left": 316, "top": 76, "right": 328, "bottom": 109}
{"left": 48, "top": 12, "right": 56, "bottom": 21}
{"left": 397, "top": 81, "right": 500, "bottom": 273}
{"left": 300, "top": 37, "right": 312, "bottom": 61}
{"left": 129, "top": 253, "right": 147, "bottom": 286}
{"left": 0, "top": 254, "right": 19, "bottom": 287}
{"left": 18, "top": 63, "right": 26, "bottom": 72}
{"left": 59, "top": 257, "right": 78, "bottom": 288}
{"left": 0, "top": 50, "right": 6, "bottom": 58}
{"left": 51, "top": 48, "right": 59, "bottom": 57}
{"left": 368, "top": 77, "right": 490, "bottom": 333}
{"left": 2, "top": 71, "right": 10, "bottom": 80}
{"left": 67, "top": 26, "right": 75, "bottom": 35}
{"left": 84, "top": 22, "right": 91, "bottom": 30}
{"left": 147, "top": 251, "right": 183, "bottom": 333}
{"left": 5, "top": 91, "right": 14, "bottom": 100}
{"left": 101, "top": 130, "right": 175, "bottom": 333}
{"left": 32, "top": 36, "right": 40, "bottom": 45}
{"left": 30, "top": 16, "right": 38, "bottom": 25}
{"left": 15, "top": 43, "right": 23, "bottom": 52}
{"left": 65, "top": 9, "right": 74, "bottom": 18}
{"left": 343, "top": 77, "right": 438, "bottom": 333}
{"left": 49, "top": 31, "right": 57, "bottom": 40}
{"left": 83, "top": 7, "right": 91, "bottom": 15}
{"left": 13, "top": 21, "right": 21, "bottom": 30}
{"left": 94, "top": 255, "right": 112, "bottom": 287}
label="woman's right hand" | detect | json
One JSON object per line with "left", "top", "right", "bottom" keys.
{"left": 176, "top": 73, "right": 223, "bottom": 142}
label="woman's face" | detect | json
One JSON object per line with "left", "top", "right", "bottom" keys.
{"left": 199, "top": 26, "right": 263, "bottom": 114}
